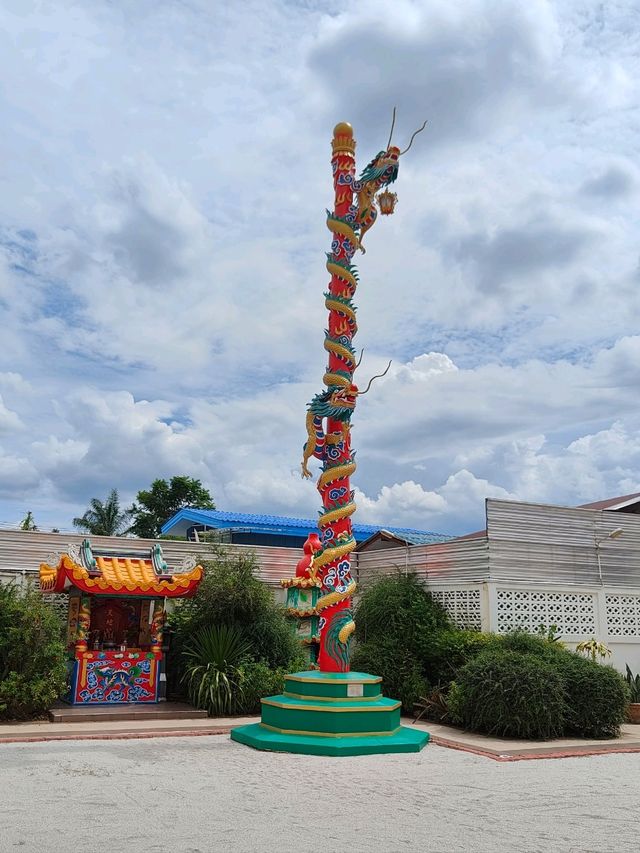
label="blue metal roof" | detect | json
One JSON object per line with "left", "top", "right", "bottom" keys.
{"left": 161, "top": 508, "right": 450, "bottom": 544}
{"left": 396, "top": 531, "right": 449, "bottom": 545}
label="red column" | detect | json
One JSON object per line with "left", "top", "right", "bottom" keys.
{"left": 316, "top": 123, "right": 359, "bottom": 672}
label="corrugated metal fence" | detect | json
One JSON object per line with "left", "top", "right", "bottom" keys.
{"left": 0, "top": 529, "right": 299, "bottom": 590}
{"left": 486, "top": 499, "right": 640, "bottom": 588}
{"left": 356, "top": 537, "right": 489, "bottom": 586}
{"left": 4, "top": 499, "right": 640, "bottom": 594}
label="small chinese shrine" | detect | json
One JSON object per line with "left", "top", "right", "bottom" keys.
{"left": 40, "top": 539, "right": 202, "bottom": 705}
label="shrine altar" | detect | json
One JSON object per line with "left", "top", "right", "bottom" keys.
{"left": 40, "top": 540, "right": 202, "bottom": 705}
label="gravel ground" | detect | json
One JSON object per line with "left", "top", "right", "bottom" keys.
{"left": 0, "top": 736, "right": 638, "bottom": 853}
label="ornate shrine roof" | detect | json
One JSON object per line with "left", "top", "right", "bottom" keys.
{"left": 40, "top": 539, "right": 202, "bottom": 598}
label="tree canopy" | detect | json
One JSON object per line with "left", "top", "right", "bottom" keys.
{"left": 73, "top": 489, "right": 131, "bottom": 537}
{"left": 128, "top": 476, "right": 214, "bottom": 538}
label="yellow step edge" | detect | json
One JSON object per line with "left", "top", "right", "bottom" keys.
{"left": 286, "top": 674, "right": 382, "bottom": 685}
{"left": 259, "top": 722, "right": 401, "bottom": 739}
{"left": 283, "top": 691, "right": 383, "bottom": 703}
{"left": 261, "top": 698, "right": 400, "bottom": 713}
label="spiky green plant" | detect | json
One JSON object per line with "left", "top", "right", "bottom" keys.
{"left": 182, "top": 625, "right": 251, "bottom": 716}
{"left": 626, "top": 665, "right": 640, "bottom": 703}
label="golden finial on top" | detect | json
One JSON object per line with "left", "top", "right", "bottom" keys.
{"left": 332, "top": 121, "right": 356, "bottom": 155}
{"left": 333, "top": 121, "right": 353, "bottom": 137}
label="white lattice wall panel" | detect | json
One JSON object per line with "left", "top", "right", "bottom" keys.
{"left": 606, "top": 595, "right": 640, "bottom": 638}
{"left": 496, "top": 589, "right": 596, "bottom": 636}
{"left": 41, "top": 593, "right": 69, "bottom": 622}
{"left": 429, "top": 589, "right": 482, "bottom": 630}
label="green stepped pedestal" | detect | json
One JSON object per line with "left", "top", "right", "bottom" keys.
{"left": 231, "top": 671, "right": 429, "bottom": 756}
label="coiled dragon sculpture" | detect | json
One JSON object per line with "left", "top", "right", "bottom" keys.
{"left": 300, "top": 115, "right": 426, "bottom": 671}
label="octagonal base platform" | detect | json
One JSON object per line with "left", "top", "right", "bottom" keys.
{"left": 231, "top": 721, "right": 429, "bottom": 756}
{"left": 230, "top": 670, "right": 429, "bottom": 757}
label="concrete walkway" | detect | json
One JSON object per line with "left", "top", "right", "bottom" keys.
{"left": 424, "top": 721, "right": 640, "bottom": 761}
{"left": 1, "top": 734, "right": 639, "bottom": 853}
{"left": 2, "top": 714, "right": 640, "bottom": 761}
{"left": 0, "top": 715, "right": 257, "bottom": 743}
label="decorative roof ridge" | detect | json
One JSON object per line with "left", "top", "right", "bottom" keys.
{"left": 39, "top": 552, "right": 203, "bottom": 598}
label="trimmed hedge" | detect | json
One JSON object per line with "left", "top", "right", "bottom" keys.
{"left": 447, "top": 649, "right": 566, "bottom": 739}
{"left": 352, "top": 575, "right": 630, "bottom": 740}
{"left": 489, "top": 630, "right": 563, "bottom": 660}
{"left": 448, "top": 636, "right": 630, "bottom": 740}
{"left": 557, "top": 653, "right": 628, "bottom": 738}
{"left": 424, "top": 628, "right": 494, "bottom": 684}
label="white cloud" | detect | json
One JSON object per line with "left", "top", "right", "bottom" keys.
{"left": 308, "top": 0, "right": 565, "bottom": 146}
{"left": 0, "top": 447, "right": 39, "bottom": 498}
{"left": 0, "top": 396, "right": 22, "bottom": 432}
{"left": 0, "top": 373, "right": 32, "bottom": 393}
{"left": 1, "top": 2, "right": 640, "bottom": 535}
{"left": 355, "top": 481, "right": 446, "bottom": 527}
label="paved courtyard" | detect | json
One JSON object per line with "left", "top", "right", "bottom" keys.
{"left": 0, "top": 735, "right": 638, "bottom": 853}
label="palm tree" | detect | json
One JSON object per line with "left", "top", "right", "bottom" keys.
{"left": 19, "top": 511, "right": 38, "bottom": 531}
{"left": 73, "top": 489, "right": 131, "bottom": 537}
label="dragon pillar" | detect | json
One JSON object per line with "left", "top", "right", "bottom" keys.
{"left": 301, "top": 122, "right": 402, "bottom": 672}
{"left": 231, "top": 118, "right": 429, "bottom": 755}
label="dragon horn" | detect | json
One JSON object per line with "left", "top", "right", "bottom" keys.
{"left": 399, "top": 120, "right": 428, "bottom": 155}
{"left": 357, "top": 360, "right": 392, "bottom": 395}
{"left": 386, "top": 106, "right": 397, "bottom": 150}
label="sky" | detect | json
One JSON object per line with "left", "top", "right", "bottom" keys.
{"left": 1, "top": 0, "right": 639, "bottom": 537}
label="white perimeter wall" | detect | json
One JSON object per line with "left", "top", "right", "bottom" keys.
{"left": 425, "top": 581, "right": 640, "bottom": 674}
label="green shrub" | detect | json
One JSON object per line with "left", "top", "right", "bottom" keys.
{"left": 171, "top": 549, "right": 300, "bottom": 668}
{"left": 239, "top": 662, "right": 287, "bottom": 713}
{"left": 448, "top": 633, "right": 630, "bottom": 741}
{"left": 490, "top": 630, "right": 563, "bottom": 660}
{"left": 490, "top": 633, "right": 628, "bottom": 738}
{"left": 351, "top": 636, "right": 428, "bottom": 712}
{"left": 446, "top": 681, "right": 465, "bottom": 725}
{"left": 425, "top": 628, "right": 494, "bottom": 684}
{"left": 167, "top": 548, "right": 302, "bottom": 700}
{"left": 557, "top": 653, "right": 629, "bottom": 739}
{"left": 353, "top": 574, "right": 630, "bottom": 741}
{"left": 448, "top": 649, "right": 567, "bottom": 739}
{"left": 0, "top": 584, "right": 67, "bottom": 719}
{"left": 181, "top": 626, "right": 294, "bottom": 717}
{"left": 355, "top": 572, "right": 450, "bottom": 652}
{"left": 353, "top": 572, "right": 450, "bottom": 709}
